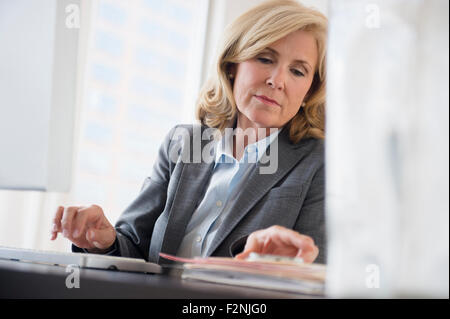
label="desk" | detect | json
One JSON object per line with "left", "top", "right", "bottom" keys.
{"left": 0, "top": 259, "right": 321, "bottom": 299}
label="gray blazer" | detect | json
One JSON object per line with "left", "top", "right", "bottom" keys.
{"left": 95, "top": 124, "right": 326, "bottom": 264}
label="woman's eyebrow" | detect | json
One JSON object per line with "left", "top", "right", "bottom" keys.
{"left": 264, "top": 47, "right": 312, "bottom": 71}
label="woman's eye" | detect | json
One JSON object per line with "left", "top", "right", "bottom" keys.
{"left": 291, "top": 69, "right": 305, "bottom": 77}
{"left": 257, "top": 57, "right": 272, "bottom": 64}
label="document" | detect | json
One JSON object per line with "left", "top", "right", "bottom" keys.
{"left": 159, "top": 253, "right": 326, "bottom": 295}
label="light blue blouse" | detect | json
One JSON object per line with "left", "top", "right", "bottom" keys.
{"left": 176, "top": 128, "right": 281, "bottom": 258}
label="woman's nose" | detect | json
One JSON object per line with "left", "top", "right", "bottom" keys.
{"left": 266, "top": 67, "right": 286, "bottom": 90}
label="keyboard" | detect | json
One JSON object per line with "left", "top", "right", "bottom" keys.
{"left": 0, "top": 245, "right": 162, "bottom": 274}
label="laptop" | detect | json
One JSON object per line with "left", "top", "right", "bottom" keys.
{"left": 0, "top": 245, "right": 162, "bottom": 274}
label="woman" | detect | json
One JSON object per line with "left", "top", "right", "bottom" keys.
{"left": 50, "top": 0, "right": 328, "bottom": 264}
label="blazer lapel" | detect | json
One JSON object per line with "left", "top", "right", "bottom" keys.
{"left": 155, "top": 126, "right": 216, "bottom": 262}
{"left": 205, "top": 128, "right": 311, "bottom": 256}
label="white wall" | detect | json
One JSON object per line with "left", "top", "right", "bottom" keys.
{"left": 0, "top": 0, "right": 79, "bottom": 192}
{"left": 0, "top": 0, "right": 85, "bottom": 251}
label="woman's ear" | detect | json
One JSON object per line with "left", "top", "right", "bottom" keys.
{"left": 227, "top": 63, "right": 237, "bottom": 79}
{"left": 303, "top": 72, "right": 319, "bottom": 103}
{"left": 302, "top": 93, "right": 310, "bottom": 106}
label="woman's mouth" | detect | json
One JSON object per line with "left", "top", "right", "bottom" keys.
{"left": 254, "top": 95, "right": 280, "bottom": 107}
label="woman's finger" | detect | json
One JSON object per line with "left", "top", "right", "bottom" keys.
{"left": 71, "top": 206, "right": 90, "bottom": 239}
{"left": 50, "top": 206, "right": 64, "bottom": 240}
{"left": 300, "top": 245, "right": 319, "bottom": 263}
{"left": 235, "top": 232, "right": 264, "bottom": 259}
{"left": 60, "top": 206, "right": 79, "bottom": 239}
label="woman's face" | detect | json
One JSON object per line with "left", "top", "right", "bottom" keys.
{"left": 232, "top": 29, "right": 318, "bottom": 130}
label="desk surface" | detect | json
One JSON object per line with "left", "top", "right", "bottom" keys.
{"left": 0, "top": 259, "right": 322, "bottom": 299}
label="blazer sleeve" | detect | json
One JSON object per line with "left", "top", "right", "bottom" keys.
{"left": 293, "top": 163, "right": 327, "bottom": 264}
{"left": 75, "top": 125, "right": 178, "bottom": 260}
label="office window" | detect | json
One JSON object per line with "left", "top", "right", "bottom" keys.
{"left": 72, "top": 0, "right": 205, "bottom": 223}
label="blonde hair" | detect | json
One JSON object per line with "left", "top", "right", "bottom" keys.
{"left": 195, "top": 0, "right": 327, "bottom": 143}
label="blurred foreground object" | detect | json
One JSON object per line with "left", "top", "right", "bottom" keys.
{"left": 326, "top": 0, "right": 449, "bottom": 297}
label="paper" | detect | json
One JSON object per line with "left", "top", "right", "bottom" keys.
{"left": 159, "top": 253, "right": 326, "bottom": 295}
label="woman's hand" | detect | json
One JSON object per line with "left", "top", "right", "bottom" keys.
{"left": 50, "top": 205, "right": 116, "bottom": 253}
{"left": 235, "top": 225, "right": 319, "bottom": 263}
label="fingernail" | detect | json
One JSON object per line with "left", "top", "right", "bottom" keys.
{"left": 63, "top": 230, "right": 69, "bottom": 238}
{"left": 73, "top": 229, "right": 79, "bottom": 238}
{"left": 52, "top": 224, "right": 58, "bottom": 232}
